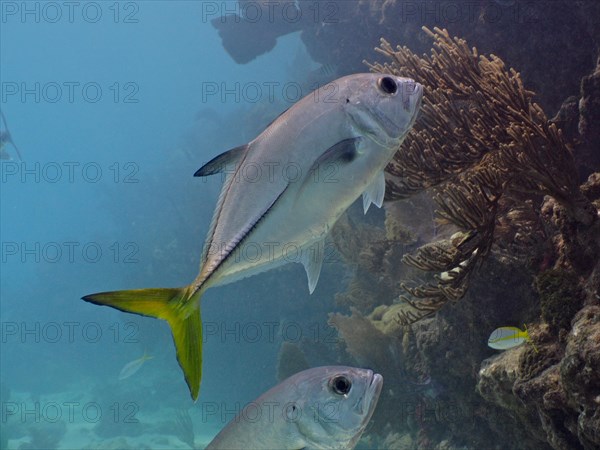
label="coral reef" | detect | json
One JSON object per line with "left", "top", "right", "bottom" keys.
{"left": 328, "top": 308, "right": 403, "bottom": 377}
{"left": 213, "top": 2, "right": 599, "bottom": 114}
{"left": 478, "top": 306, "right": 600, "bottom": 450}
{"left": 380, "top": 431, "right": 413, "bottom": 450}
{"left": 210, "top": 0, "right": 304, "bottom": 64}
{"left": 17, "top": 421, "right": 67, "bottom": 450}
{"left": 327, "top": 26, "right": 599, "bottom": 450}
{"left": 364, "top": 27, "right": 598, "bottom": 324}
{"left": 329, "top": 209, "right": 394, "bottom": 314}
{"left": 208, "top": 4, "right": 600, "bottom": 449}
{"left": 535, "top": 270, "right": 583, "bottom": 336}
{"left": 577, "top": 57, "right": 600, "bottom": 176}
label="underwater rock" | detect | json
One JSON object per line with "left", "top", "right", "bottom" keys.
{"left": 327, "top": 307, "right": 415, "bottom": 437}
{"left": 212, "top": 2, "right": 599, "bottom": 115}
{"left": 327, "top": 252, "right": 544, "bottom": 447}
{"left": 333, "top": 272, "right": 394, "bottom": 316}
{"left": 477, "top": 347, "right": 551, "bottom": 448}
{"left": 383, "top": 193, "right": 440, "bottom": 244}
{"left": 478, "top": 348, "right": 524, "bottom": 410}
{"left": 367, "top": 26, "right": 598, "bottom": 326}
{"left": 330, "top": 208, "right": 403, "bottom": 315}
{"left": 399, "top": 253, "right": 543, "bottom": 448}
{"left": 326, "top": 26, "right": 597, "bottom": 448}
{"left": 478, "top": 307, "right": 600, "bottom": 450}
{"left": 17, "top": 421, "right": 67, "bottom": 450}
{"left": 384, "top": 205, "right": 416, "bottom": 244}
{"left": 559, "top": 306, "right": 600, "bottom": 449}
{"left": 551, "top": 96, "right": 580, "bottom": 145}
{"left": 581, "top": 172, "right": 600, "bottom": 207}
{"left": 576, "top": 57, "right": 600, "bottom": 180}
{"left": 540, "top": 194, "right": 599, "bottom": 276}
{"left": 328, "top": 307, "right": 402, "bottom": 374}
{"left": 535, "top": 270, "right": 584, "bottom": 336}
{"left": 578, "top": 57, "right": 600, "bottom": 148}
{"left": 210, "top": 0, "right": 304, "bottom": 64}
{"left": 380, "top": 431, "right": 413, "bottom": 450}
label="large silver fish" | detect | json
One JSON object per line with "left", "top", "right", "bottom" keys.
{"left": 83, "top": 73, "right": 422, "bottom": 400}
{"left": 207, "top": 366, "right": 383, "bottom": 450}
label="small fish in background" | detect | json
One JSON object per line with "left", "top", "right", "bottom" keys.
{"left": 206, "top": 366, "right": 383, "bottom": 450}
{"left": 303, "top": 63, "right": 338, "bottom": 91}
{"left": 285, "top": 45, "right": 338, "bottom": 94}
{"left": 0, "top": 110, "right": 23, "bottom": 161}
{"left": 174, "top": 408, "right": 196, "bottom": 449}
{"left": 488, "top": 324, "right": 538, "bottom": 352}
{"left": 118, "top": 352, "right": 154, "bottom": 380}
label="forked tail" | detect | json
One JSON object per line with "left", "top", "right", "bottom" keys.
{"left": 82, "top": 287, "right": 203, "bottom": 400}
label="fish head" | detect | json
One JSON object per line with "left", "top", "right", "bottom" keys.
{"left": 343, "top": 73, "right": 423, "bottom": 147}
{"left": 291, "top": 366, "right": 383, "bottom": 449}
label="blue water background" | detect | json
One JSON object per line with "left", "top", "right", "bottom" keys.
{"left": 1, "top": 2, "right": 339, "bottom": 444}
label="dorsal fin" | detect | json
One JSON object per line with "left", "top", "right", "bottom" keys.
{"left": 194, "top": 144, "right": 247, "bottom": 177}
{"left": 263, "top": 105, "right": 291, "bottom": 129}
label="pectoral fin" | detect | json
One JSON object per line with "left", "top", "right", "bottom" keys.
{"left": 298, "top": 138, "right": 361, "bottom": 197}
{"left": 301, "top": 240, "right": 325, "bottom": 294}
{"left": 194, "top": 144, "right": 247, "bottom": 177}
{"left": 311, "top": 137, "right": 361, "bottom": 170}
{"left": 362, "top": 171, "right": 386, "bottom": 214}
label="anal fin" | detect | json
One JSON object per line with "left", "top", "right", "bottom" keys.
{"left": 301, "top": 240, "right": 325, "bottom": 294}
{"left": 362, "top": 171, "right": 386, "bottom": 214}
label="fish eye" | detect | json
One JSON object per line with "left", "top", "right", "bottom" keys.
{"left": 330, "top": 375, "right": 352, "bottom": 395}
{"left": 378, "top": 76, "right": 398, "bottom": 95}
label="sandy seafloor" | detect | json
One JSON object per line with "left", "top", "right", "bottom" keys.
{"left": 4, "top": 387, "right": 220, "bottom": 449}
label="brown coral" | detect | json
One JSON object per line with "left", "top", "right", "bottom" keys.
{"left": 365, "top": 27, "right": 598, "bottom": 324}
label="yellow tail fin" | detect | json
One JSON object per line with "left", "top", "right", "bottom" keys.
{"left": 82, "top": 287, "right": 203, "bottom": 400}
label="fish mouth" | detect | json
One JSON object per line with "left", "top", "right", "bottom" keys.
{"left": 413, "top": 84, "right": 423, "bottom": 111}
{"left": 370, "top": 108, "right": 402, "bottom": 139}
{"left": 343, "top": 371, "right": 384, "bottom": 449}
{"left": 405, "top": 83, "right": 423, "bottom": 127}
{"left": 368, "top": 372, "right": 383, "bottom": 401}
{"left": 363, "top": 371, "right": 383, "bottom": 419}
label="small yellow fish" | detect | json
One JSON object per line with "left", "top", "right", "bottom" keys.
{"left": 118, "top": 352, "right": 154, "bottom": 380}
{"left": 488, "top": 324, "right": 538, "bottom": 353}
